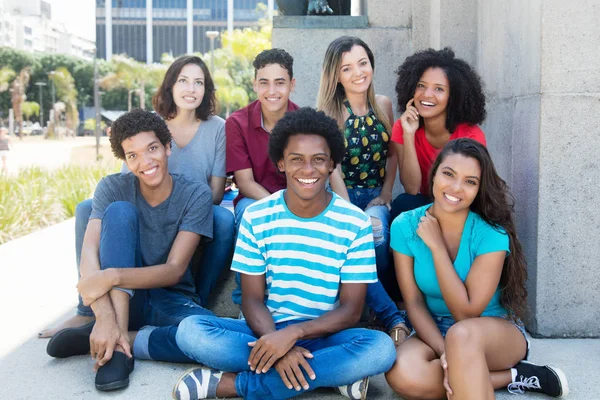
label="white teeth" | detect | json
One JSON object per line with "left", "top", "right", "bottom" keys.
{"left": 142, "top": 167, "right": 157, "bottom": 175}
{"left": 183, "top": 96, "right": 196, "bottom": 100}
{"left": 266, "top": 97, "right": 279, "bottom": 101}
{"left": 354, "top": 77, "right": 366, "bottom": 83}
{"left": 444, "top": 193, "right": 460, "bottom": 202}
{"left": 298, "top": 178, "right": 317, "bottom": 184}
{"left": 421, "top": 101, "right": 435, "bottom": 106}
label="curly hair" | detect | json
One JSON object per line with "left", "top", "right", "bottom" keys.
{"left": 316, "top": 36, "right": 391, "bottom": 134}
{"left": 253, "top": 48, "right": 294, "bottom": 79}
{"left": 152, "top": 55, "right": 217, "bottom": 121}
{"left": 110, "top": 109, "right": 172, "bottom": 160}
{"left": 395, "top": 47, "right": 486, "bottom": 133}
{"left": 269, "top": 107, "right": 345, "bottom": 168}
{"left": 428, "top": 138, "right": 528, "bottom": 321}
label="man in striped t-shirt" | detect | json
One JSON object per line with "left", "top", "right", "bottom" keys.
{"left": 173, "top": 108, "right": 396, "bottom": 400}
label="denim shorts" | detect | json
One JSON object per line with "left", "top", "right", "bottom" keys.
{"left": 412, "top": 315, "right": 530, "bottom": 360}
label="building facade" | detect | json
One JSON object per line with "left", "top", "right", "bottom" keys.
{"left": 0, "top": 0, "right": 95, "bottom": 60}
{"left": 96, "top": 0, "right": 275, "bottom": 63}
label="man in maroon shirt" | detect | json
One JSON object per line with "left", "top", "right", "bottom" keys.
{"left": 226, "top": 48, "right": 299, "bottom": 232}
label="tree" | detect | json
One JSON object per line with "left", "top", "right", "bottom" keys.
{"left": 21, "top": 101, "right": 40, "bottom": 121}
{"left": 49, "top": 67, "right": 79, "bottom": 135}
{"left": 0, "top": 67, "right": 16, "bottom": 93}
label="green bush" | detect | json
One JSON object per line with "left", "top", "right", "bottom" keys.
{"left": 0, "top": 163, "right": 119, "bottom": 244}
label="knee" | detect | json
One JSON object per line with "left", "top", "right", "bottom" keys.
{"left": 175, "top": 315, "right": 215, "bottom": 356}
{"left": 445, "top": 320, "right": 482, "bottom": 353}
{"left": 385, "top": 350, "right": 437, "bottom": 399}
{"left": 212, "top": 206, "right": 235, "bottom": 238}
{"left": 104, "top": 201, "right": 138, "bottom": 225}
{"left": 75, "top": 198, "right": 93, "bottom": 222}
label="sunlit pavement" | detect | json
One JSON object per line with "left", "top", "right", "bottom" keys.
{"left": 0, "top": 217, "right": 598, "bottom": 399}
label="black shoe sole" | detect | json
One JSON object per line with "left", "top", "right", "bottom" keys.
{"left": 46, "top": 321, "right": 95, "bottom": 358}
{"left": 96, "top": 378, "right": 130, "bottom": 391}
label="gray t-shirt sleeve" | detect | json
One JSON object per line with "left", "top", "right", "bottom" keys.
{"left": 90, "top": 176, "right": 116, "bottom": 220}
{"left": 179, "top": 186, "right": 214, "bottom": 240}
{"left": 212, "top": 118, "right": 226, "bottom": 178}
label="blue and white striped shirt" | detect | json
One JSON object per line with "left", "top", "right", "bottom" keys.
{"left": 231, "top": 190, "right": 377, "bottom": 323}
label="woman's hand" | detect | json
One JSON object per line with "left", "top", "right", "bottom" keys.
{"left": 440, "top": 352, "right": 453, "bottom": 397}
{"left": 400, "top": 98, "right": 420, "bottom": 138}
{"left": 417, "top": 211, "right": 445, "bottom": 251}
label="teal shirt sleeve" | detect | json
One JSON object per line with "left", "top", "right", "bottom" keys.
{"left": 473, "top": 217, "right": 510, "bottom": 257}
{"left": 231, "top": 211, "right": 267, "bottom": 275}
{"left": 390, "top": 214, "right": 413, "bottom": 257}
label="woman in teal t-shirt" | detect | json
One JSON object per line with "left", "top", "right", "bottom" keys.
{"left": 385, "top": 139, "right": 568, "bottom": 399}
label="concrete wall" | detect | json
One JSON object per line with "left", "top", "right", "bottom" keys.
{"left": 271, "top": 0, "right": 600, "bottom": 337}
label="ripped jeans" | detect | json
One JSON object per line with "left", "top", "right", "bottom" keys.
{"left": 95, "top": 201, "right": 214, "bottom": 363}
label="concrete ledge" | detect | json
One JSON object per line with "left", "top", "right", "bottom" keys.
{"left": 274, "top": 15, "right": 369, "bottom": 29}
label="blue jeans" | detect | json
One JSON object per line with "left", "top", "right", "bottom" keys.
{"left": 175, "top": 315, "right": 397, "bottom": 400}
{"left": 347, "top": 187, "right": 406, "bottom": 331}
{"left": 231, "top": 197, "right": 258, "bottom": 305}
{"left": 75, "top": 199, "right": 233, "bottom": 314}
{"left": 97, "top": 202, "right": 214, "bottom": 362}
{"left": 390, "top": 192, "right": 431, "bottom": 220}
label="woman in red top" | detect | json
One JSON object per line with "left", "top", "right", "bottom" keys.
{"left": 391, "top": 47, "right": 487, "bottom": 219}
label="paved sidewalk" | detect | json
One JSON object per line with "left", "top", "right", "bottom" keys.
{"left": 0, "top": 220, "right": 597, "bottom": 399}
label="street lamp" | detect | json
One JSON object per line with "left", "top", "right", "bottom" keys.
{"left": 205, "top": 30, "right": 219, "bottom": 72}
{"left": 34, "top": 81, "right": 47, "bottom": 127}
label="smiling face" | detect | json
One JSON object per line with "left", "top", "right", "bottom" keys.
{"left": 337, "top": 45, "right": 373, "bottom": 95}
{"left": 431, "top": 152, "right": 481, "bottom": 214}
{"left": 122, "top": 130, "right": 172, "bottom": 191}
{"left": 413, "top": 67, "right": 450, "bottom": 120}
{"left": 253, "top": 63, "right": 295, "bottom": 115}
{"left": 277, "top": 134, "right": 334, "bottom": 212}
{"left": 171, "top": 63, "right": 205, "bottom": 112}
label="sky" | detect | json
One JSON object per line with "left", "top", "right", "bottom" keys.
{"left": 47, "top": 0, "right": 96, "bottom": 41}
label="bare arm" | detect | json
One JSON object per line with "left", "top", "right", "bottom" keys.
{"left": 431, "top": 248, "right": 505, "bottom": 321}
{"left": 396, "top": 99, "right": 422, "bottom": 195}
{"left": 209, "top": 175, "right": 226, "bottom": 205}
{"left": 417, "top": 212, "right": 505, "bottom": 321}
{"left": 241, "top": 273, "right": 276, "bottom": 337}
{"left": 394, "top": 250, "right": 445, "bottom": 356}
{"left": 329, "top": 165, "right": 350, "bottom": 201}
{"left": 110, "top": 230, "right": 200, "bottom": 289}
{"left": 234, "top": 168, "right": 272, "bottom": 200}
{"left": 285, "top": 282, "right": 365, "bottom": 340}
{"left": 377, "top": 95, "right": 397, "bottom": 203}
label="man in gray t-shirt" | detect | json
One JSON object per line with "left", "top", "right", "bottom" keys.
{"left": 46, "top": 110, "right": 216, "bottom": 392}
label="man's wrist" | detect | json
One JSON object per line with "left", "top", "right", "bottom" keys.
{"left": 106, "top": 268, "right": 121, "bottom": 287}
{"left": 284, "top": 324, "right": 304, "bottom": 341}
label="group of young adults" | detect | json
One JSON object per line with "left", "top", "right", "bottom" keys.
{"left": 40, "top": 36, "right": 569, "bottom": 400}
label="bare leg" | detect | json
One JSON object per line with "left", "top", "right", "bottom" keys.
{"left": 215, "top": 373, "right": 238, "bottom": 398}
{"left": 39, "top": 314, "right": 95, "bottom": 338}
{"left": 385, "top": 336, "right": 447, "bottom": 400}
{"left": 445, "top": 317, "right": 527, "bottom": 400}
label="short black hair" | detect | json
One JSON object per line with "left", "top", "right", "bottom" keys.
{"left": 110, "top": 109, "right": 172, "bottom": 160}
{"left": 395, "top": 47, "right": 486, "bottom": 133}
{"left": 268, "top": 107, "right": 345, "bottom": 168}
{"left": 253, "top": 48, "right": 294, "bottom": 79}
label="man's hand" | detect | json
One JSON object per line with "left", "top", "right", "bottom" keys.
{"left": 90, "top": 317, "right": 131, "bottom": 371}
{"left": 248, "top": 327, "right": 300, "bottom": 374}
{"left": 78, "top": 270, "right": 114, "bottom": 306}
{"left": 275, "top": 346, "right": 315, "bottom": 392}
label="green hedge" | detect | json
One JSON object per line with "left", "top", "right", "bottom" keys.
{"left": 0, "top": 163, "right": 119, "bottom": 244}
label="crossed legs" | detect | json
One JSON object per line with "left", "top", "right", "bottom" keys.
{"left": 386, "top": 317, "right": 527, "bottom": 400}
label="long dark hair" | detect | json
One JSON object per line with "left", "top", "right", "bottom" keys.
{"left": 152, "top": 55, "right": 217, "bottom": 121}
{"left": 429, "top": 139, "right": 527, "bottom": 321}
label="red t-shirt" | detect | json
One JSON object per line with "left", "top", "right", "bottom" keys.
{"left": 391, "top": 120, "right": 487, "bottom": 197}
{"left": 226, "top": 100, "right": 300, "bottom": 207}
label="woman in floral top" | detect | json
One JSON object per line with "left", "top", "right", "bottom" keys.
{"left": 317, "top": 36, "right": 410, "bottom": 346}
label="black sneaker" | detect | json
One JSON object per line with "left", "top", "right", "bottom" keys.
{"left": 508, "top": 361, "right": 569, "bottom": 397}
{"left": 46, "top": 321, "right": 95, "bottom": 358}
{"left": 95, "top": 351, "right": 135, "bottom": 391}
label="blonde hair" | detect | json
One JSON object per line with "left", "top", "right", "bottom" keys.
{"left": 316, "top": 36, "right": 391, "bottom": 134}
